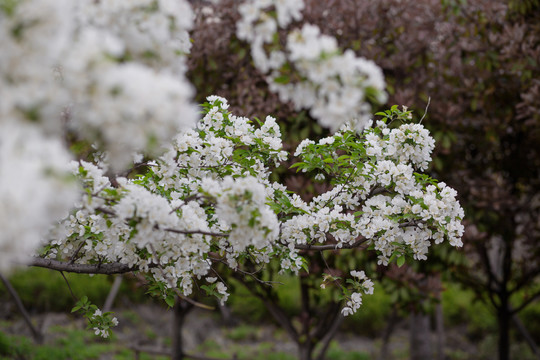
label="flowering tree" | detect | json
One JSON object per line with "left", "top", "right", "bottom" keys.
{"left": 1, "top": 0, "right": 465, "bottom": 359}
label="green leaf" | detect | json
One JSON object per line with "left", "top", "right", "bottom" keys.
{"left": 301, "top": 262, "right": 309, "bottom": 274}
{"left": 164, "top": 296, "right": 175, "bottom": 308}
{"left": 273, "top": 75, "right": 290, "bottom": 84}
{"left": 397, "top": 255, "right": 405, "bottom": 267}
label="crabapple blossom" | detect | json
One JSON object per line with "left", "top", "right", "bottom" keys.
{"left": 0, "top": 122, "right": 78, "bottom": 272}
{"left": 0, "top": 0, "right": 197, "bottom": 276}
{"left": 236, "top": 0, "right": 387, "bottom": 132}
{"left": 43, "top": 97, "right": 463, "bottom": 318}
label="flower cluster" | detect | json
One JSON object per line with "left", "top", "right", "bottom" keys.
{"left": 45, "top": 97, "right": 463, "bottom": 318}
{"left": 0, "top": 123, "right": 78, "bottom": 272}
{"left": 288, "top": 115, "right": 464, "bottom": 270}
{"left": 236, "top": 0, "right": 387, "bottom": 132}
{"left": 47, "top": 96, "right": 290, "bottom": 303}
{"left": 71, "top": 296, "right": 119, "bottom": 339}
{"left": 0, "top": 0, "right": 197, "bottom": 271}
{"left": 202, "top": 176, "right": 279, "bottom": 252}
{"left": 365, "top": 121, "right": 435, "bottom": 171}
{"left": 63, "top": 0, "right": 197, "bottom": 168}
{"left": 341, "top": 270, "right": 375, "bottom": 316}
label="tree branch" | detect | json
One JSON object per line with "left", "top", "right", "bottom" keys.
{"left": 233, "top": 273, "right": 299, "bottom": 343}
{"left": 295, "top": 238, "right": 368, "bottom": 251}
{"left": 28, "top": 258, "right": 136, "bottom": 274}
{"left": 162, "top": 227, "right": 229, "bottom": 238}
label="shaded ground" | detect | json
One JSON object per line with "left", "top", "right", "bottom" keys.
{"left": 1, "top": 301, "right": 517, "bottom": 360}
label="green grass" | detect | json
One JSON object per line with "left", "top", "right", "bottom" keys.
{"left": 0, "top": 327, "right": 114, "bottom": 360}
{"left": 225, "top": 324, "right": 260, "bottom": 341}
{"left": 325, "top": 341, "right": 371, "bottom": 360}
{"left": 0, "top": 267, "right": 150, "bottom": 314}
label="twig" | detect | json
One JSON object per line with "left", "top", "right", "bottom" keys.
{"left": 69, "top": 241, "right": 86, "bottom": 264}
{"left": 209, "top": 255, "right": 282, "bottom": 286}
{"left": 60, "top": 271, "right": 78, "bottom": 301}
{"left": 0, "top": 273, "right": 43, "bottom": 344}
{"left": 419, "top": 97, "right": 431, "bottom": 124}
{"left": 511, "top": 307, "right": 540, "bottom": 359}
{"left": 171, "top": 288, "right": 215, "bottom": 311}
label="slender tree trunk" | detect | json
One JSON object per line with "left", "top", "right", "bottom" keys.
{"left": 299, "top": 342, "right": 314, "bottom": 360}
{"left": 298, "top": 276, "right": 314, "bottom": 360}
{"left": 379, "top": 307, "right": 398, "bottom": 360}
{"left": 498, "top": 234, "right": 512, "bottom": 360}
{"left": 433, "top": 273, "right": 445, "bottom": 360}
{"left": 315, "top": 313, "right": 344, "bottom": 360}
{"left": 172, "top": 297, "right": 194, "bottom": 360}
{"left": 498, "top": 297, "right": 510, "bottom": 360}
{"left": 435, "top": 302, "right": 445, "bottom": 360}
{"left": 409, "top": 309, "right": 432, "bottom": 360}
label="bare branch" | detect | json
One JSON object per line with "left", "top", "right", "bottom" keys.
{"left": 171, "top": 288, "right": 215, "bottom": 311}
{"left": 419, "top": 96, "right": 431, "bottom": 124}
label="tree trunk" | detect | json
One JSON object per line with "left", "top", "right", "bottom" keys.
{"left": 379, "top": 308, "right": 398, "bottom": 360}
{"left": 172, "top": 297, "right": 194, "bottom": 360}
{"left": 315, "top": 313, "right": 344, "bottom": 360}
{"left": 298, "top": 341, "right": 314, "bottom": 360}
{"left": 433, "top": 273, "right": 445, "bottom": 360}
{"left": 410, "top": 310, "right": 432, "bottom": 360}
{"left": 298, "top": 276, "right": 314, "bottom": 360}
{"left": 497, "top": 298, "right": 510, "bottom": 360}
{"left": 435, "top": 302, "right": 445, "bottom": 360}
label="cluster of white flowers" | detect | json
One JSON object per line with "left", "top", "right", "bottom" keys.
{"left": 47, "top": 96, "right": 290, "bottom": 303}
{"left": 0, "top": 0, "right": 199, "bottom": 271}
{"left": 365, "top": 122, "right": 435, "bottom": 171}
{"left": 202, "top": 176, "right": 279, "bottom": 252}
{"left": 75, "top": 0, "right": 193, "bottom": 74}
{"left": 92, "top": 309, "right": 119, "bottom": 338}
{"left": 281, "top": 205, "right": 359, "bottom": 248}
{"left": 1, "top": 0, "right": 197, "bottom": 168}
{"left": 44, "top": 96, "right": 464, "bottom": 317}
{"left": 0, "top": 0, "right": 74, "bottom": 132}
{"left": 286, "top": 117, "right": 464, "bottom": 308}
{"left": 236, "top": 0, "right": 387, "bottom": 132}
{"left": 341, "top": 270, "right": 375, "bottom": 316}
{"left": 63, "top": 0, "right": 197, "bottom": 168}
{"left": 0, "top": 123, "right": 78, "bottom": 272}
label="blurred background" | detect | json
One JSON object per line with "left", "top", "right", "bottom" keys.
{"left": 1, "top": 0, "right": 539, "bottom": 359}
